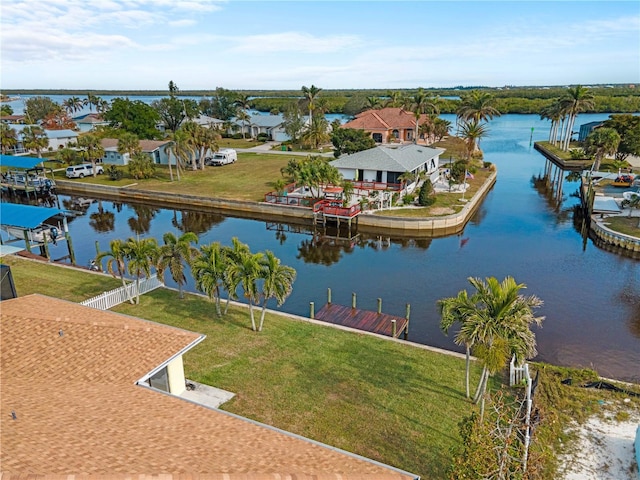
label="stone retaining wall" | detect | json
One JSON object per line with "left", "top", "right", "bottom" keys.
{"left": 590, "top": 216, "right": 640, "bottom": 257}
{"left": 56, "top": 170, "right": 497, "bottom": 237}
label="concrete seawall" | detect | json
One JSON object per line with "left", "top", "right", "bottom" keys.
{"left": 56, "top": 170, "right": 497, "bottom": 237}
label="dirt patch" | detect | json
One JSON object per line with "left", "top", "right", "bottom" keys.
{"left": 428, "top": 207, "right": 456, "bottom": 216}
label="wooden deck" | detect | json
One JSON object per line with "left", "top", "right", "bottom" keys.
{"left": 314, "top": 303, "right": 408, "bottom": 339}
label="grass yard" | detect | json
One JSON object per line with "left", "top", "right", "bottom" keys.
{"left": 602, "top": 215, "right": 640, "bottom": 237}
{"left": 55, "top": 153, "right": 295, "bottom": 201}
{"left": 218, "top": 138, "right": 264, "bottom": 149}
{"left": 3, "top": 256, "right": 481, "bottom": 478}
{"left": 375, "top": 168, "right": 494, "bottom": 218}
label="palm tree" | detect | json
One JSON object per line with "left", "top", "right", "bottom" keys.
{"left": 84, "top": 93, "right": 102, "bottom": 112}
{"left": 622, "top": 193, "right": 640, "bottom": 226}
{"left": 366, "top": 96, "right": 382, "bottom": 110}
{"left": 225, "top": 244, "right": 264, "bottom": 331}
{"left": 96, "top": 239, "right": 134, "bottom": 304}
{"left": 456, "top": 90, "right": 501, "bottom": 124}
{"left": 234, "top": 94, "right": 252, "bottom": 139}
{"left": 407, "top": 88, "right": 439, "bottom": 143}
{"left": 459, "top": 120, "right": 488, "bottom": 160}
{"left": 156, "top": 231, "right": 199, "bottom": 299}
{"left": 191, "top": 242, "right": 227, "bottom": 317}
{"left": 585, "top": 127, "right": 621, "bottom": 171}
{"left": 258, "top": 250, "right": 296, "bottom": 331}
{"left": 301, "top": 84, "right": 322, "bottom": 123}
{"left": 77, "top": 134, "right": 105, "bottom": 176}
{"left": 455, "top": 277, "right": 543, "bottom": 404}
{"left": 385, "top": 90, "right": 405, "bottom": 108}
{"left": 559, "top": 85, "right": 595, "bottom": 151}
{"left": 439, "top": 289, "right": 476, "bottom": 398}
{"left": 21, "top": 125, "right": 48, "bottom": 157}
{"left": 0, "top": 123, "right": 18, "bottom": 154}
{"left": 124, "top": 236, "right": 158, "bottom": 304}
{"left": 301, "top": 114, "right": 330, "bottom": 149}
{"left": 117, "top": 132, "right": 141, "bottom": 163}
{"left": 221, "top": 237, "right": 251, "bottom": 315}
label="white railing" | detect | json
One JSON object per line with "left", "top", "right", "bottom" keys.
{"left": 80, "top": 274, "right": 163, "bottom": 310}
{"left": 509, "top": 356, "right": 530, "bottom": 386}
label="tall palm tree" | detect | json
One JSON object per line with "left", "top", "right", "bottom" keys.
{"left": 559, "top": 85, "right": 595, "bottom": 151}
{"left": 234, "top": 94, "right": 252, "bottom": 139}
{"left": 301, "top": 85, "right": 322, "bottom": 121}
{"left": 366, "top": 96, "right": 382, "bottom": 110}
{"left": 456, "top": 90, "right": 501, "bottom": 124}
{"left": 465, "top": 277, "right": 543, "bottom": 403}
{"left": 407, "top": 88, "right": 439, "bottom": 144}
{"left": 192, "top": 242, "right": 227, "bottom": 317}
{"left": 124, "top": 236, "right": 158, "bottom": 304}
{"left": 585, "top": 127, "right": 621, "bottom": 171}
{"left": 459, "top": 120, "right": 488, "bottom": 160}
{"left": 221, "top": 237, "right": 251, "bottom": 313}
{"left": 385, "top": 90, "right": 405, "bottom": 108}
{"left": 77, "top": 134, "right": 105, "bottom": 176}
{"left": 258, "top": 250, "right": 296, "bottom": 331}
{"left": 96, "top": 239, "right": 134, "bottom": 304}
{"left": 21, "top": 125, "right": 48, "bottom": 158}
{"left": 439, "top": 289, "right": 476, "bottom": 398}
{"left": 0, "top": 123, "right": 18, "bottom": 154}
{"left": 225, "top": 244, "right": 264, "bottom": 331}
{"left": 84, "top": 93, "right": 102, "bottom": 112}
{"left": 156, "top": 231, "right": 199, "bottom": 299}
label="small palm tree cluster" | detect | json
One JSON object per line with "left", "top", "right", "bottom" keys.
{"left": 438, "top": 276, "right": 544, "bottom": 405}
{"left": 456, "top": 91, "right": 501, "bottom": 161}
{"left": 97, "top": 234, "right": 296, "bottom": 332}
{"left": 540, "top": 85, "right": 595, "bottom": 152}
{"left": 280, "top": 155, "right": 341, "bottom": 198}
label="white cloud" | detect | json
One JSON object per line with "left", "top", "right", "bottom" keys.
{"left": 230, "top": 32, "right": 363, "bottom": 54}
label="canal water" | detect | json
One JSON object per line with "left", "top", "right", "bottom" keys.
{"left": 3, "top": 113, "right": 639, "bottom": 382}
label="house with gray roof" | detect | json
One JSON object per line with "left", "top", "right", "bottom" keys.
{"left": 230, "top": 113, "right": 309, "bottom": 141}
{"left": 330, "top": 143, "right": 445, "bottom": 186}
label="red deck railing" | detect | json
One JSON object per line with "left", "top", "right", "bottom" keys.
{"left": 313, "top": 200, "right": 361, "bottom": 218}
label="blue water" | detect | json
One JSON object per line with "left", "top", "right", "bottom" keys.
{"left": 3, "top": 112, "right": 639, "bottom": 382}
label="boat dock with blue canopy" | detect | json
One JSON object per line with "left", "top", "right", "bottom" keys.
{"left": 0, "top": 203, "right": 75, "bottom": 263}
{"left": 0, "top": 154, "right": 57, "bottom": 197}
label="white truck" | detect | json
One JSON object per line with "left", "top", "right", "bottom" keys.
{"left": 205, "top": 149, "right": 237, "bottom": 166}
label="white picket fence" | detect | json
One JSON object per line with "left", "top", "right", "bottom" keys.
{"left": 80, "top": 274, "right": 164, "bottom": 310}
{"left": 509, "top": 356, "right": 530, "bottom": 386}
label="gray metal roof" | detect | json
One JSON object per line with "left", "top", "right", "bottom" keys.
{"left": 330, "top": 144, "right": 445, "bottom": 172}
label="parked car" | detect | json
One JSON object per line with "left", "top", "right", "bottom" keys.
{"left": 66, "top": 163, "right": 104, "bottom": 178}
{"left": 205, "top": 149, "right": 237, "bottom": 166}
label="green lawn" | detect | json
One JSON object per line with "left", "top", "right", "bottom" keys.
{"left": 218, "top": 138, "right": 264, "bottom": 149}
{"left": 602, "top": 215, "right": 640, "bottom": 237}
{"left": 3, "top": 256, "right": 480, "bottom": 478}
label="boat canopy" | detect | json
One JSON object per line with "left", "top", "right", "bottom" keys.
{"left": 0, "top": 154, "right": 50, "bottom": 170}
{"left": 0, "top": 204, "right": 67, "bottom": 229}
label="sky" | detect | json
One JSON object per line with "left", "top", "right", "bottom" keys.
{"left": 1, "top": 0, "right": 639, "bottom": 91}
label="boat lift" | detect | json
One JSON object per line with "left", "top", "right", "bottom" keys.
{"left": 0, "top": 203, "right": 75, "bottom": 264}
{"left": 0, "top": 154, "right": 58, "bottom": 201}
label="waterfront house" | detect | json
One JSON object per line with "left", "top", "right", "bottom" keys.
{"left": 342, "top": 107, "right": 430, "bottom": 144}
{"left": 73, "top": 113, "right": 109, "bottom": 132}
{"left": 578, "top": 121, "right": 604, "bottom": 142}
{"left": 4, "top": 124, "right": 78, "bottom": 154}
{"left": 330, "top": 143, "right": 445, "bottom": 187}
{"left": 0, "top": 294, "right": 417, "bottom": 478}
{"left": 230, "top": 113, "right": 304, "bottom": 141}
{"left": 100, "top": 138, "right": 173, "bottom": 165}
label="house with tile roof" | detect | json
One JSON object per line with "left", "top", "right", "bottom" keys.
{"left": 342, "top": 108, "right": 431, "bottom": 144}
{"left": 330, "top": 143, "right": 445, "bottom": 186}
{"left": 0, "top": 294, "right": 417, "bottom": 479}
{"left": 100, "top": 138, "right": 173, "bottom": 166}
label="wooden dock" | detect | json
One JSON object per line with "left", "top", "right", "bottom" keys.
{"left": 314, "top": 303, "right": 409, "bottom": 339}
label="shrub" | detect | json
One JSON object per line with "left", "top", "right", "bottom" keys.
{"left": 403, "top": 193, "right": 415, "bottom": 205}
{"left": 232, "top": 133, "right": 243, "bottom": 140}
{"left": 418, "top": 180, "right": 436, "bottom": 206}
{"left": 483, "top": 161, "right": 492, "bottom": 168}
{"left": 257, "top": 133, "right": 271, "bottom": 142}
{"left": 107, "top": 165, "right": 123, "bottom": 181}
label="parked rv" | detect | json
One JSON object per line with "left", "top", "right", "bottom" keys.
{"left": 205, "top": 149, "right": 237, "bottom": 166}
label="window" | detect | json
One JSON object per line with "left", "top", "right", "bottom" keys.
{"left": 392, "top": 129, "right": 399, "bottom": 139}
{"left": 372, "top": 133, "right": 383, "bottom": 143}
{"left": 148, "top": 367, "right": 169, "bottom": 392}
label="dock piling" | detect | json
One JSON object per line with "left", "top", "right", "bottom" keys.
{"left": 377, "top": 297, "right": 382, "bottom": 314}
{"left": 310, "top": 302, "right": 315, "bottom": 319}
{"left": 327, "top": 288, "right": 332, "bottom": 305}
{"left": 352, "top": 292, "right": 356, "bottom": 309}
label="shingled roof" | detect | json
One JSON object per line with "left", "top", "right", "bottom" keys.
{"left": 0, "top": 295, "right": 416, "bottom": 479}
{"left": 343, "top": 108, "right": 429, "bottom": 132}
{"left": 330, "top": 144, "right": 445, "bottom": 173}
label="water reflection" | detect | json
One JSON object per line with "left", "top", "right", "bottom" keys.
{"left": 128, "top": 204, "right": 159, "bottom": 235}
{"left": 172, "top": 210, "right": 225, "bottom": 235}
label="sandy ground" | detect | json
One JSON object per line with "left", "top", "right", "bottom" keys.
{"left": 559, "top": 408, "right": 640, "bottom": 479}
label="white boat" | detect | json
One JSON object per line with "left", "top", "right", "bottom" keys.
{"left": 1, "top": 223, "right": 65, "bottom": 245}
